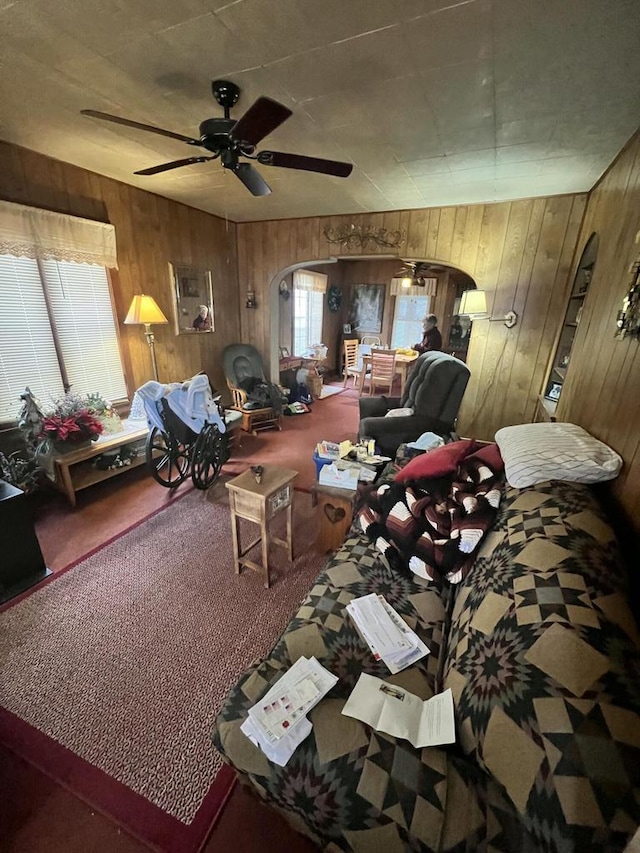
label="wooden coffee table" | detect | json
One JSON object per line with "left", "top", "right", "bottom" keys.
{"left": 225, "top": 466, "right": 297, "bottom": 588}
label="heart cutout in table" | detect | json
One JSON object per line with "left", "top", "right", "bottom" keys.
{"left": 324, "top": 503, "right": 346, "bottom": 524}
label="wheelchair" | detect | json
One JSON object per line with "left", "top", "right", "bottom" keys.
{"left": 145, "top": 395, "right": 229, "bottom": 490}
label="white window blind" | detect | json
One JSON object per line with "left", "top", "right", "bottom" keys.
{"left": 0, "top": 255, "right": 127, "bottom": 422}
{"left": 42, "top": 260, "right": 127, "bottom": 402}
{"left": 292, "top": 270, "right": 326, "bottom": 355}
{"left": 0, "top": 256, "right": 65, "bottom": 420}
{"left": 391, "top": 294, "right": 431, "bottom": 348}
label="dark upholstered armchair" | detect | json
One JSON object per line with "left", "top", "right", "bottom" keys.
{"left": 358, "top": 351, "right": 470, "bottom": 457}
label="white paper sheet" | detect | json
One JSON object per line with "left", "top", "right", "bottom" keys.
{"left": 346, "top": 594, "right": 430, "bottom": 673}
{"left": 241, "top": 715, "right": 313, "bottom": 767}
{"left": 341, "top": 673, "right": 456, "bottom": 748}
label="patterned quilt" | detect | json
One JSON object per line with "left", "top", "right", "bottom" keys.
{"left": 212, "top": 480, "right": 640, "bottom": 852}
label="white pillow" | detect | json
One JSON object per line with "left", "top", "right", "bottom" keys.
{"left": 494, "top": 422, "right": 622, "bottom": 488}
{"left": 385, "top": 407, "right": 414, "bottom": 418}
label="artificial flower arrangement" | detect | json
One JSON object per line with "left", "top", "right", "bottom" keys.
{"left": 39, "top": 391, "right": 104, "bottom": 451}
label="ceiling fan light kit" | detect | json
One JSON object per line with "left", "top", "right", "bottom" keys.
{"left": 81, "top": 80, "right": 352, "bottom": 197}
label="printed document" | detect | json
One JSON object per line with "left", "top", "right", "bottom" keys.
{"left": 346, "top": 593, "right": 430, "bottom": 673}
{"left": 242, "top": 656, "right": 338, "bottom": 765}
{"left": 341, "top": 673, "right": 455, "bottom": 748}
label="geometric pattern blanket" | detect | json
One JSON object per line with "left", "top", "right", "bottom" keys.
{"left": 357, "top": 445, "right": 503, "bottom": 584}
{"left": 212, "top": 480, "right": 640, "bottom": 853}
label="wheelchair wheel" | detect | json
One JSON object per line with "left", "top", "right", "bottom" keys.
{"left": 146, "top": 428, "right": 190, "bottom": 488}
{"left": 191, "top": 424, "right": 228, "bottom": 490}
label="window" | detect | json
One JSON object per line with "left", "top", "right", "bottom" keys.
{"left": 391, "top": 295, "right": 431, "bottom": 348}
{"left": 0, "top": 255, "right": 127, "bottom": 421}
{"left": 292, "top": 269, "right": 327, "bottom": 355}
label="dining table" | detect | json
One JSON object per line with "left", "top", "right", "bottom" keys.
{"left": 360, "top": 349, "right": 419, "bottom": 395}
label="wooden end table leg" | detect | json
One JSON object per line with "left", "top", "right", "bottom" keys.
{"left": 261, "top": 513, "right": 270, "bottom": 589}
{"left": 286, "top": 501, "right": 293, "bottom": 562}
{"left": 230, "top": 509, "right": 241, "bottom": 574}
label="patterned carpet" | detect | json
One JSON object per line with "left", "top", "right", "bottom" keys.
{"left": 0, "top": 481, "right": 326, "bottom": 849}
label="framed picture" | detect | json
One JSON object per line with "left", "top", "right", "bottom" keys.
{"left": 349, "top": 284, "right": 385, "bottom": 335}
{"left": 547, "top": 382, "right": 562, "bottom": 401}
{"left": 343, "top": 323, "right": 352, "bottom": 334}
{"left": 168, "top": 263, "right": 214, "bottom": 335}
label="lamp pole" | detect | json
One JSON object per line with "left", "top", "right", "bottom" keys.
{"left": 143, "top": 323, "right": 160, "bottom": 381}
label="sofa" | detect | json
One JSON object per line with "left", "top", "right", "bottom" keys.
{"left": 212, "top": 474, "right": 640, "bottom": 852}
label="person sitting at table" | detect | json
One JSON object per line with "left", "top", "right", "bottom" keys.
{"left": 413, "top": 314, "right": 442, "bottom": 353}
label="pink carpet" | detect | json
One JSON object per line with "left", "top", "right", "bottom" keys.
{"left": 0, "top": 481, "right": 328, "bottom": 852}
{"left": 223, "top": 385, "right": 361, "bottom": 492}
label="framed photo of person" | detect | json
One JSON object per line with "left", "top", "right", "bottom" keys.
{"left": 169, "top": 263, "right": 214, "bottom": 335}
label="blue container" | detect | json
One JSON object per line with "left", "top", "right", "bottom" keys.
{"left": 313, "top": 450, "right": 333, "bottom": 479}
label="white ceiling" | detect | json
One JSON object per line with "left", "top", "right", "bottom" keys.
{"left": 1, "top": 0, "right": 640, "bottom": 222}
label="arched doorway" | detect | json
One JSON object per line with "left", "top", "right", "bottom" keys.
{"left": 268, "top": 256, "right": 477, "bottom": 382}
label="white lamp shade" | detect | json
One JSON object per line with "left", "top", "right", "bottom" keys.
{"left": 459, "top": 289, "right": 488, "bottom": 317}
{"left": 124, "top": 294, "right": 168, "bottom": 325}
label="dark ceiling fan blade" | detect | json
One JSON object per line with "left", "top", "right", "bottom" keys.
{"left": 256, "top": 150, "right": 352, "bottom": 177}
{"left": 81, "top": 110, "right": 201, "bottom": 145}
{"left": 230, "top": 97, "right": 292, "bottom": 147}
{"left": 232, "top": 163, "right": 272, "bottom": 196}
{"left": 134, "top": 156, "right": 217, "bottom": 176}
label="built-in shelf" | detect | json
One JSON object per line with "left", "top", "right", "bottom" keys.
{"left": 538, "top": 232, "right": 598, "bottom": 422}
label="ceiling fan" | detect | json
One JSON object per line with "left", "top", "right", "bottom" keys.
{"left": 81, "top": 80, "right": 353, "bottom": 197}
{"left": 396, "top": 261, "right": 444, "bottom": 286}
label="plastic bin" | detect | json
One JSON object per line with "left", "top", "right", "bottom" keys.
{"left": 313, "top": 450, "right": 333, "bottom": 479}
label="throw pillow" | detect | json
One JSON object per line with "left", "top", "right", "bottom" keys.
{"left": 494, "top": 422, "right": 622, "bottom": 488}
{"left": 394, "top": 438, "right": 479, "bottom": 482}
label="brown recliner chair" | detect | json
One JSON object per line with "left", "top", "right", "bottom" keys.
{"left": 358, "top": 351, "right": 470, "bottom": 457}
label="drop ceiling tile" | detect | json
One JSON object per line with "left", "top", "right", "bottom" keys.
{"left": 215, "top": 0, "right": 395, "bottom": 65}
{"left": 494, "top": 161, "right": 543, "bottom": 179}
{"left": 444, "top": 149, "right": 496, "bottom": 172}
{"left": 421, "top": 60, "right": 494, "bottom": 127}
{"left": 496, "top": 143, "right": 551, "bottom": 164}
{"left": 451, "top": 166, "right": 496, "bottom": 186}
{"left": 497, "top": 118, "right": 558, "bottom": 147}
{"left": 397, "top": 0, "right": 493, "bottom": 69}
{"left": 266, "top": 26, "right": 409, "bottom": 102}
{"left": 411, "top": 173, "right": 454, "bottom": 192}
{"left": 439, "top": 119, "right": 496, "bottom": 155}
{"left": 404, "top": 156, "right": 450, "bottom": 177}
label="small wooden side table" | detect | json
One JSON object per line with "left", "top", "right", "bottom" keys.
{"left": 311, "top": 483, "right": 357, "bottom": 554}
{"left": 225, "top": 466, "right": 297, "bottom": 588}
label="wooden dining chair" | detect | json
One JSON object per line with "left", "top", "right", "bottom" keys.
{"left": 362, "top": 348, "right": 398, "bottom": 396}
{"left": 343, "top": 338, "right": 363, "bottom": 388}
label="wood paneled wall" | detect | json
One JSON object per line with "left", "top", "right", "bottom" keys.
{"left": 557, "top": 131, "right": 640, "bottom": 531}
{"left": 238, "top": 195, "right": 587, "bottom": 438}
{"left": 0, "top": 141, "right": 240, "bottom": 400}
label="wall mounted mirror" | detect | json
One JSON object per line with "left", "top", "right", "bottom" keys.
{"left": 169, "top": 262, "right": 214, "bottom": 335}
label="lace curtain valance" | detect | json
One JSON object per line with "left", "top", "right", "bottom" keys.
{"left": 293, "top": 269, "right": 328, "bottom": 293}
{"left": 0, "top": 200, "right": 118, "bottom": 268}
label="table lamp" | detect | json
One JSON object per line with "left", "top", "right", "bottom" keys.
{"left": 124, "top": 294, "right": 168, "bottom": 381}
